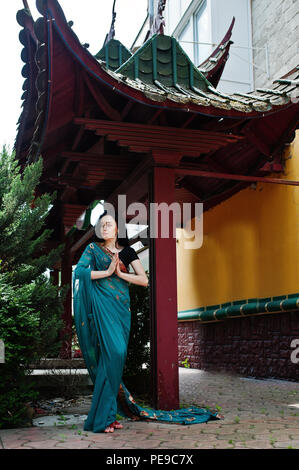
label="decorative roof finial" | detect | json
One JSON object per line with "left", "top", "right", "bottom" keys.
{"left": 104, "top": 0, "right": 117, "bottom": 46}
{"left": 22, "top": 0, "right": 32, "bottom": 14}
{"left": 144, "top": 0, "right": 167, "bottom": 43}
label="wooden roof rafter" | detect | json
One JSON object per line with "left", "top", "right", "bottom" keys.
{"left": 83, "top": 71, "right": 121, "bottom": 121}
{"left": 74, "top": 118, "right": 245, "bottom": 158}
{"left": 59, "top": 151, "right": 137, "bottom": 181}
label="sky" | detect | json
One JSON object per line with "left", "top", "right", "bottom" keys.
{"left": 0, "top": 0, "right": 148, "bottom": 150}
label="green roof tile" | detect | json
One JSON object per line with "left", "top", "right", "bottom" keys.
{"left": 116, "top": 34, "right": 212, "bottom": 93}
{"left": 95, "top": 39, "right": 132, "bottom": 71}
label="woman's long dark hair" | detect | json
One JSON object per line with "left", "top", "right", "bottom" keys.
{"left": 92, "top": 209, "right": 130, "bottom": 247}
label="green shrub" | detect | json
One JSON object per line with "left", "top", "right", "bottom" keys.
{"left": 0, "top": 147, "right": 66, "bottom": 428}
{"left": 0, "top": 276, "right": 66, "bottom": 428}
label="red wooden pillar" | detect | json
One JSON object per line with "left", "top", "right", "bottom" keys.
{"left": 148, "top": 154, "right": 181, "bottom": 410}
{"left": 60, "top": 251, "right": 73, "bottom": 359}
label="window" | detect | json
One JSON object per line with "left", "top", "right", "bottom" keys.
{"left": 165, "top": 0, "right": 193, "bottom": 35}
{"left": 181, "top": 0, "right": 193, "bottom": 12}
{"left": 175, "top": 0, "right": 212, "bottom": 67}
{"left": 194, "top": 1, "right": 212, "bottom": 66}
{"left": 178, "top": 19, "right": 194, "bottom": 62}
{"left": 168, "top": 0, "right": 254, "bottom": 93}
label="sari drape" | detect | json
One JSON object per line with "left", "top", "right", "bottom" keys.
{"left": 73, "top": 242, "right": 220, "bottom": 433}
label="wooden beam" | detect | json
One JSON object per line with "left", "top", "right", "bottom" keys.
{"left": 71, "top": 109, "right": 91, "bottom": 151}
{"left": 60, "top": 152, "right": 132, "bottom": 180}
{"left": 148, "top": 109, "right": 163, "bottom": 124}
{"left": 71, "top": 126, "right": 85, "bottom": 151}
{"left": 104, "top": 134, "right": 222, "bottom": 152}
{"left": 83, "top": 73, "right": 121, "bottom": 121}
{"left": 111, "top": 142, "right": 214, "bottom": 155}
{"left": 121, "top": 100, "right": 134, "bottom": 120}
{"left": 181, "top": 113, "right": 197, "bottom": 129}
{"left": 74, "top": 118, "right": 244, "bottom": 144}
{"left": 61, "top": 151, "right": 132, "bottom": 167}
{"left": 175, "top": 166, "right": 299, "bottom": 186}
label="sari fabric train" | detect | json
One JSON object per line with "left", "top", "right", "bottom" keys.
{"left": 73, "top": 243, "right": 220, "bottom": 432}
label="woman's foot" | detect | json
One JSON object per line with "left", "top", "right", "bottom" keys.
{"left": 112, "top": 420, "right": 123, "bottom": 429}
{"left": 104, "top": 424, "right": 114, "bottom": 433}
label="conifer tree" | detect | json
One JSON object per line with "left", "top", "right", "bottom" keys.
{"left": 0, "top": 146, "right": 68, "bottom": 428}
{"left": 0, "top": 146, "right": 65, "bottom": 285}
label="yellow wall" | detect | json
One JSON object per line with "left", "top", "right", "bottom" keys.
{"left": 177, "top": 131, "right": 299, "bottom": 312}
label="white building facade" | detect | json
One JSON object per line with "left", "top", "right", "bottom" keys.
{"left": 161, "top": 0, "right": 298, "bottom": 92}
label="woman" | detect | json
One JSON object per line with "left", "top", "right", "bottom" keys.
{"left": 73, "top": 210, "right": 220, "bottom": 433}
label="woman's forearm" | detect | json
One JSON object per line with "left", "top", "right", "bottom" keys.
{"left": 118, "top": 271, "right": 148, "bottom": 287}
{"left": 90, "top": 270, "right": 110, "bottom": 280}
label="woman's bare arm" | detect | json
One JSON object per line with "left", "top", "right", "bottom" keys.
{"left": 90, "top": 253, "right": 118, "bottom": 280}
{"left": 90, "top": 270, "right": 110, "bottom": 280}
{"left": 117, "top": 258, "right": 148, "bottom": 287}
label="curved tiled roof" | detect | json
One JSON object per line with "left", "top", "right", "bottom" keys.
{"left": 110, "top": 32, "right": 296, "bottom": 114}
{"left": 14, "top": 0, "right": 299, "bottom": 233}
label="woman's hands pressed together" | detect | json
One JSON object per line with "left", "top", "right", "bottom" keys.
{"left": 90, "top": 252, "right": 120, "bottom": 280}
{"left": 107, "top": 253, "right": 124, "bottom": 278}
{"left": 91, "top": 251, "right": 148, "bottom": 286}
{"left": 114, "top": 256, "right": 122, "bottom": 277}
{"left": 107, "top": 252, "right": 120, "bottom": 276}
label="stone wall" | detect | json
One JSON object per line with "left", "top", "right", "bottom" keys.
{"left": 251, "top": 0, "right": 299, "bottom": 88}
{"left": 178, "top": 311, "right": 299, "bottom": 380}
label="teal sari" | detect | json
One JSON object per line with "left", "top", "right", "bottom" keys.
{"left": 73, "top": 242, "right": 220, "bottom": 433}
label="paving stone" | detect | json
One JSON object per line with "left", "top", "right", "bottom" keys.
{"left": 216, "top": 434, "right": 253, "bottom": 441}
{"left": 273, "top": 440, "right": 299, "bottom": 449}
{"left": 1, "top": 440, "right": 29, "bottom": 449}
{"left": 88, "top": 442, "right": 128, "bottom": 449}
{"left": 55, "top": 439, "right": 94, "bottom": 449}
{"left": 129, "top": 440, "right": 165, "bottom": 449}
{"left": 1, "top": 369, "right": 299, "bottom": 449}
{"left": 233, "top": 440, "right": 273, "bottom": 449}
{"left": 22, "top": 440, "right": 59, "bottom": 449}
{"left": 209, "top": 442, "right": 235, "bottom": 449}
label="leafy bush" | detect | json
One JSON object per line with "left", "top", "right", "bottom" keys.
{"left": 0, "top": 277, "right": 67, "bottom": 428}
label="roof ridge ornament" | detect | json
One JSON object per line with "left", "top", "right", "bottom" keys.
{"left": 22, "top": 0, "right": 32, "bottom": 15}
{"left": 144, "top": 0, "right": 167, "bottom": 43}
{"left": 104, "top": 0, "right": 117, "bottom": 47}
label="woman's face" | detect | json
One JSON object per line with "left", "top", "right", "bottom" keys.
{"left": 99, "top": 215, "right": 117, "bottom": 241}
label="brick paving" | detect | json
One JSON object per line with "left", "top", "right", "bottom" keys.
{"left": 1, "top": 368, "right": 299, "bottom": 449}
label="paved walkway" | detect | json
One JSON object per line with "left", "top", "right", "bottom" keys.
{"left": 1, "top": 368, "right": 299, "bottom": 449}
